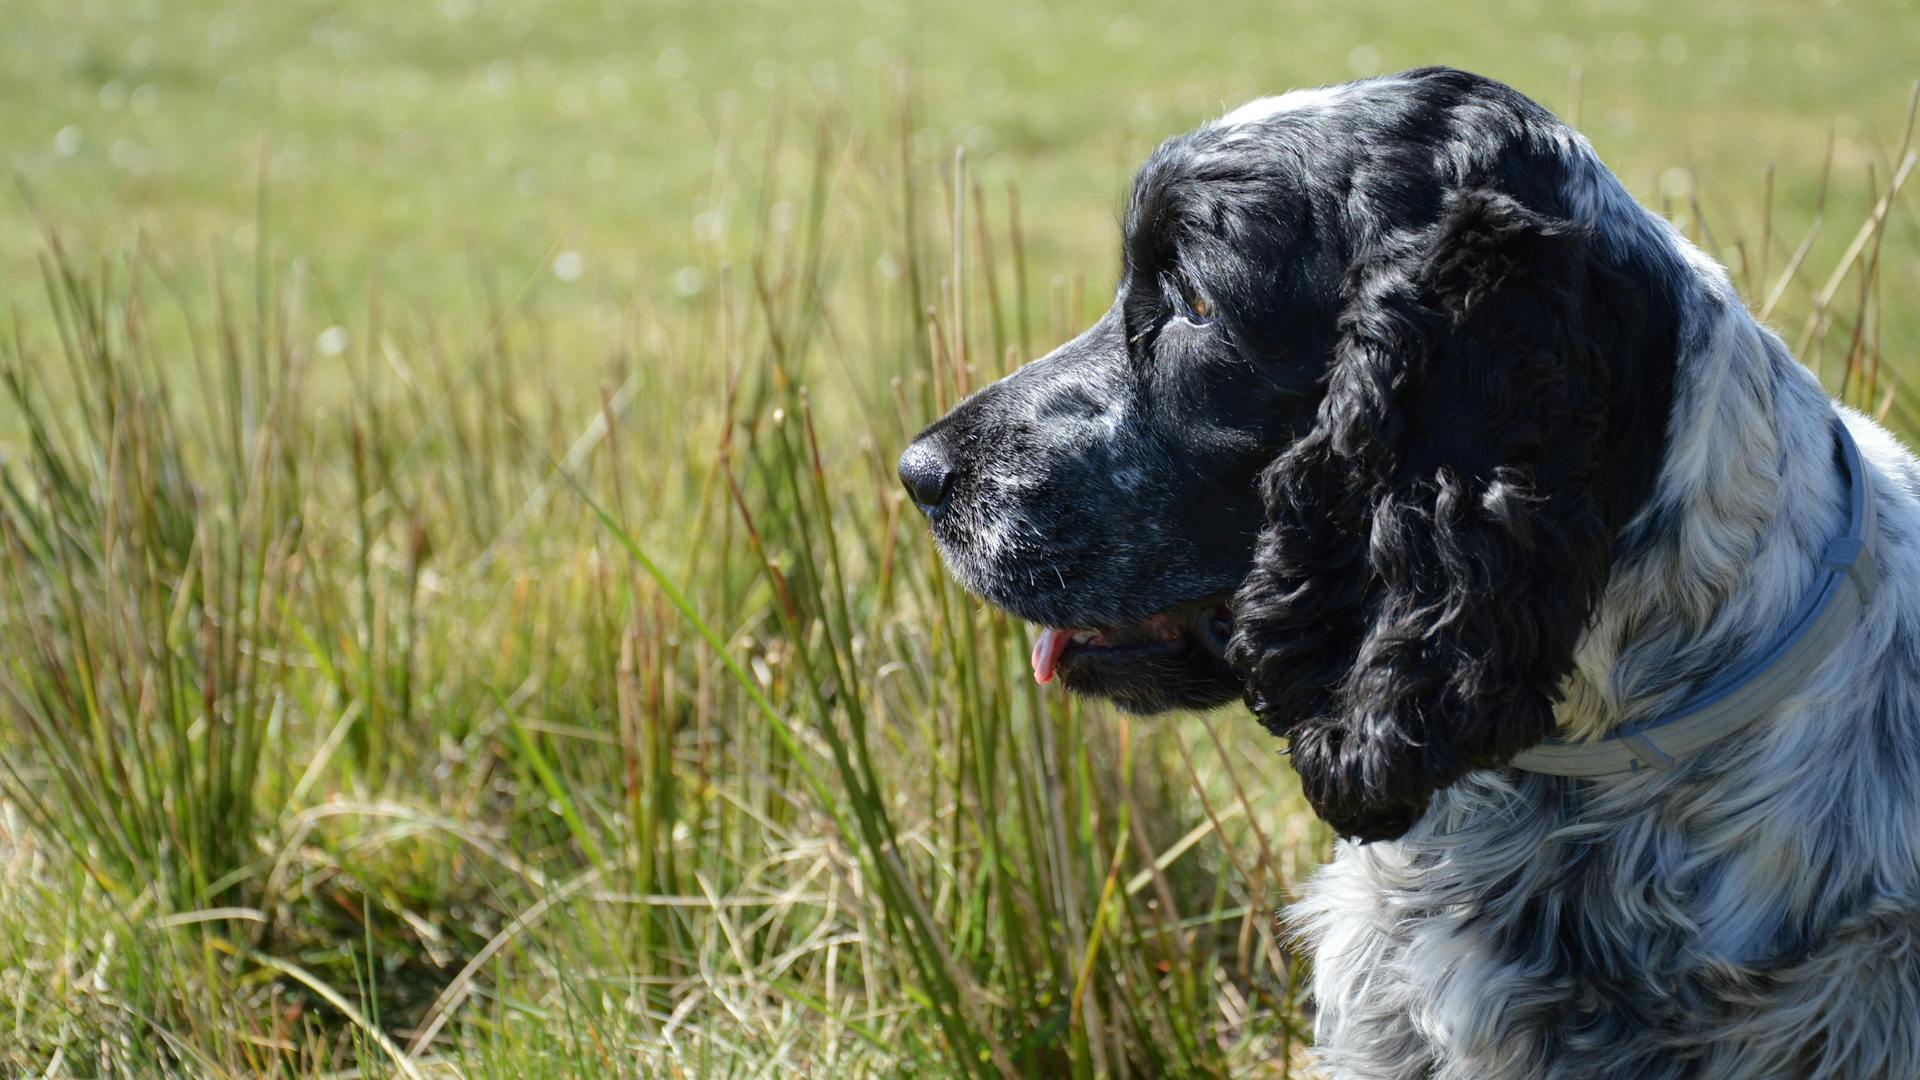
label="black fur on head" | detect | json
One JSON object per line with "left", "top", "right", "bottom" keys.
{"left": 1230, "top": 188, "right": 1674, "bottom": 840}
{"left": 900, "top": 68, "right": 1679, "bottom": 841}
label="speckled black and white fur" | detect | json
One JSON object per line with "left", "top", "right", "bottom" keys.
{"left": 900, "top": 67, "right": 1920, "bottom": 1076}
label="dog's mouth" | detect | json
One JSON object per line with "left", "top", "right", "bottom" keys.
{"left": 1030, "top": 600, "right": 1235, "bottom": 683}
{"left": 1027, "top": 597, "right": 1240, "bottom": 714}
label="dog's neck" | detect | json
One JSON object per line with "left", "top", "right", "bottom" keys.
{"left": 1558, "top": 237, "right": 1854, "bottom": 742}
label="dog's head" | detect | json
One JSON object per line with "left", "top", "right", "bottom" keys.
{"left": 900, "top": 68, "right": 1681, "bottom": 840}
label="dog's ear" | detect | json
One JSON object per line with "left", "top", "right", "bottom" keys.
{"left": 1229, "top": 188, "right": 1642, "bottom": 841}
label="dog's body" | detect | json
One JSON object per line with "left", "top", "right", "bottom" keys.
{"left": 1301, "top": 348, "right": 1920, "bottom": 1078}
{"left": 901, "top": 68, "right": 1920, "bottom": 1076}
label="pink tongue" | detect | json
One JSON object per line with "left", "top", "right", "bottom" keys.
{"left": 1031, "top": 628, "right": 1075, "bottom": 685}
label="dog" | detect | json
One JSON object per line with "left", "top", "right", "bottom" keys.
{"left": 899, "top": 67, "right": 1920, "bottom": 1078}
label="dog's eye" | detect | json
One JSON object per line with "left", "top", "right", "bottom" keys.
{"left": 1185, "top": 285, "right": 1213, "bottom": 320}
{"left": 1166, "top": 271, "right": 1214, "bottom": 324}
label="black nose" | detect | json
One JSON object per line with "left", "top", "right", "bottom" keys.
{"left": 898, "top": 440, "right": 955, "bottom": 512}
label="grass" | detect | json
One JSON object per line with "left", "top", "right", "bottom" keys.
{"left": 5, "top": 2, "right": 1919, "bottom": 316}
{"left": 0, "top": 5, "right": 1917, "bottom": 1077}
{"left": 0, "top": 111, "right": 1335, "bottom": 1075}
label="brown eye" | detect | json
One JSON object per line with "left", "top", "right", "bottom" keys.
{"left": 1185, "top": 284, "right": 1213, "bottom": 320}
{"left": 1178, "top": 274, "right": 1214, "bottom": 321}
{"left": 1157, "top": 270, "right": 1216, "bottom": 328}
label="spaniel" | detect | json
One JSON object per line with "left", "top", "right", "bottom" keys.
{"left": 901, "top": 67, "right": 1920, "bottom": 1078}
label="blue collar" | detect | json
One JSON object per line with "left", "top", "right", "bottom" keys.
{"left": 1512, "top": 418, "right": 1879, "bottom": 778}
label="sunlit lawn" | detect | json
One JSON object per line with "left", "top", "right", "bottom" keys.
{"left": 6, "top": 0, "right": 1918, "bottom": 313}
{"left": 0, "top": 1, "right": 1916, "bottom": 1076}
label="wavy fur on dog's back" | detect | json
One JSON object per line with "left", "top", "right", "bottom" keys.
{"left": 1297, "top": 115, "right": 1920, "bottom": 1079}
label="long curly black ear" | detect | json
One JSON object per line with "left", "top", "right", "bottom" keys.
{"left": 1229, "top": 188, "right": 1653, "bottom": 841}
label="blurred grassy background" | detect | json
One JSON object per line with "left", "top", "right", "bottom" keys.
{"left": 6, "top": 0, "right": 1919, "bottom": 310}
{"left": 1, "top": 2, "right": 1917, "bottom": 1077}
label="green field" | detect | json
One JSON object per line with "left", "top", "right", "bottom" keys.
{"left": 1, "top": 1, "right": 1917, "bottom": 1075}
